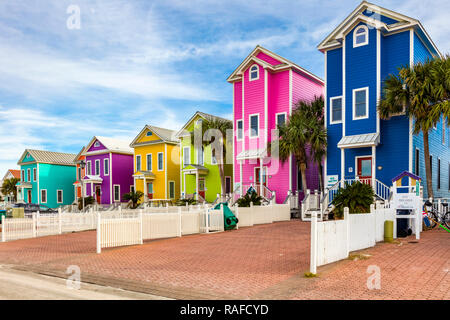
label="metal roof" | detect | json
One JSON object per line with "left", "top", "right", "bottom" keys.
{"left": 236, "top": 148, "right": 268, "bottom": 160}
{"left": 18, "top": 149, "right": 77, "bottom": 166}
{"left": 337, "top": 133, "right": 380, "bottom": 149}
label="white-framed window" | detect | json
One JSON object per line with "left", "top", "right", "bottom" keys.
{"left": 21, "top": 170, "right": 24, "bottom": 182}
{"left": 352, "top": 87, "right": 369, "bottom": 120}
{"left": 95, "top": 159, "right": 100, "bottom": 176}
{"left": 275, "top": 112, "right": 287, "bottom": 127}
{"left": 236, "top": 119, "right": 243, "bottom": 141}
{"left": 197, "top": 146, "right": 204, "bottom": 166}
{"left": 353, "top": 25, "right": 368, "bottom": 47}
{"left": 104, "top": 158, "right": 109, "bottom": 176}
{"left": 27, "top": 169, "right": 31, "bottom": 182}
{"left": 415, "top": 148, "right": 420, "bottom": 176}
{"left": 211, "top": 148, "right": 218, "bottom": 165}
{"left": 196, "top": 118, "right": 203, "bottom": 126}
{"left": 146, "top": 131, "right": 153, "bottom": 137}
{"left": 330, "top": 96, "right": 343, "bottom": 124}
{"left": 157, "top": 152, "right": 164, "bottom": 171}
{"left": 136, "top": 155, "right": 141, "bottom": 172}
{"left": 78, "top": 167, "right": 81, "bottom": 180}
{"left": 113, "top": 185, "right": 120, "bottom": 202}
{"left": 41, "top": 190, "right": 47, "bottom": 203}
{"left": 183, "top": 147, "right": 190, "bottom": 166}
{"left": 249, "top": 64, "right": 259, "bottom": 81}
{"left": 438, "top": 158, "right": 441, "bottom": 189}
{"left": 146, "top": 154, "right": 152, "bottom": 171}
{"left": 94, "top": 141, "right": 100, "bottom": 147}
{"left": 57, "top": 190, "right": 63, "bottom": 204}
{"left": 169, "top": 181, "right": 175, "bottom": 199}
{"left": 130, "top": 185, "right": 135, "bottom": 193}
{"left": 87, "top": 160, "right": 92, "bottom": 175}
{"left": 33, "top": 168, "right": 37, "bottom": 182}
{"left": 249, "top": 114, "right": 259, "bottom": 138}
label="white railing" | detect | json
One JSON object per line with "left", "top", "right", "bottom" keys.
{"left": 301, "top": 190, "right": 322, "bottom": 221}
{"left": 375, "top": 180, "right": 391, "bottom": 201}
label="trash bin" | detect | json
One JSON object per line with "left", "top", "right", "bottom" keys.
{"left": 0, "top": 210, "right": 6, "bottom": 223}
{"left": 213, "top": 202, "right": 238, "bottom": 230}
{"left": 384, "top": 220, "right": 393, "bottom": 242}
{"left": 396, "top": 209, "right": 411, "bottom": 238}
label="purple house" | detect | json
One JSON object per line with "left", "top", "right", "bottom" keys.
{"left": 82, "top": 136, "right": 134, "bottom": 205}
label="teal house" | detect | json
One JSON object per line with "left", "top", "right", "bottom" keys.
{"left": 16, "top": 149, "right": 77, "bottom": 208}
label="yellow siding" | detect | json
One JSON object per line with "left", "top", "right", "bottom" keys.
{"left": 138, "top": 128, "right": 164, "bottom": 143}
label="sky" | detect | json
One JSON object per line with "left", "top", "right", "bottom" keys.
{"left": 0, "top": 0, "right": 449, "bottom": 175}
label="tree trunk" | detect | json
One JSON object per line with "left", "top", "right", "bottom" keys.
{"left": 318, "top": 164, "right": 324, "bottom": 193}
{"left": 422, "top": 130, "right": 434, "bottom": 199}
{"left": 218, "top": 163, "right": 226, "bottom": 202}
{"left": 300, "top": 162, "right": 308, "bottom": 192}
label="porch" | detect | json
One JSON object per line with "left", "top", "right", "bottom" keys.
{"left": 182, "top": 165, "right": 208, "bottom": 202}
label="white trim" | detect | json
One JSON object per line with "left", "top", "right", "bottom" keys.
{"left": 104, "top": 158, "right": 109, "bottom": 176}
{"left": 249, "top": 64, "right": 259, "bottom": 81}
{"left": 342, "top": 37, "right": 346, "bottom": 137}
{"left": 95, "top": 159, "right": 100, "bottom": 176}
{"left": 86, "top": 160, "right": 92, "bottom": 175}
{"left": 236, "top": 119, "right": 243, "bottom": 141}
{"left": 27, "top": 169, "right": 31, "bottom": 182}
{"left": 355, "top": 155, "right": 373, "bottom": 179}
{"left": 164, "top": 144, "right": 167, "bottom": 199}
{"left": 36, "top": 164, "right": 40, "bottom": 204}
{"left": 253, "top": 166, "right": 267, "bottom": 185}
{"left": 275, "top": 112, "right": 287, "bottom": 127}
{"left": 329, "top": 96, "right": 343, "bottom": 124}
{"left": 113, "top": 184, "right": 120, "bottom": 202}
{"left": 183, "top": 147, "right": 190, "bottom": 166}
{"left": 409, "top": 29, "right": 414, "bottom": 172}
{"left": 249, "top": 113, "right": 260, "bottom": 139}
{"left": 289, "top": 69, "right": 293, "bottom": 191}
{"left": 136, "top": 154, "right": 142, "bottom": 172}
{"left": 109, "top": 153, "right": 113, "bottom": 205}
{"left": 56, "top": 189, "right": 63, "bottom": 204}
{"left": 341, "top": 149, "right": 345, "bottom": 183}
{"left": 353, "top": 25, "right": 369, "bottom": 48}
{"left": 33, "top": 168, "right": 37, "bottom": 182}
{"left": 376, "top": 29, "right": 381, "bottom": 134}
{"left": 40, "top": 189, "right": 47, "bottom": 204}
{"left": 242, "top": 75, "right": 245, "bottom": 152}
{"left": 232, "top": 82, "right": 235, "bottom": 192}
{"left": 130, "top": 185, "right": 135, "bottom": 193}
{"left": 157, "top": 152, "right": 164, "bottom": 171}
{"left": 352, "top": 87, "right": 369, "bottom": 120}
{"left": 168, "top": 180, "right": 175, "bottom": 199}
{"left": 196, "top": 145, "right": 205, "bottom": 166}
{"left": 264, "top": 69, "right": 268, "bottom": 145}
{"left": 324, "top": 50, "right": 327, "bottom": 185}
{"left": 146, "top": 153, "right": 152, "bottom": 171}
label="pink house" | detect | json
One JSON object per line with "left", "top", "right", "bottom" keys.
{"left": 228, "top": 46, "right": 324, "bottom": 204}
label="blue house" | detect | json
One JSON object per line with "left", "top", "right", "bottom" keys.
{"left": 16, "top": 149, "right": 77, "bottom": 208}
{"left": 318, "top": 1, "right": 449, "bottom": 200}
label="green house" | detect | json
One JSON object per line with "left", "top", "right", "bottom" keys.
{"left": 175, "top": 111, "right": 233, "bottom": 203}
{"left": 16, "top": 149, "right": 77, "bottom": 208}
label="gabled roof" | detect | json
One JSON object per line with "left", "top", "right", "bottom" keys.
{"left": 175, "top": 111, "right": 232, "bottom": 138}
{"left": 17, "top": 149, "right": 77, "bottom": 166}
{"left": 130, "top": 125, "right": 178, "bottom": 148}
{"left": 392, "top": 171, "right": 421, "bottom": 183}
{"left": 227, "top": 45, "right": 324, "bottom": 84}
{"left": 74, "top": 146, "right": 85, "bottom": 163}
{"left": 84, "top": 136, "right": 133, "bottom": 155}
{"left": 2, "top": 169, "right": 20, "bottom": 181}
{"left": 317, "top": 1, "right": 441, "bottom": 57}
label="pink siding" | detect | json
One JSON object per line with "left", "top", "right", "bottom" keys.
{"left": 234, "top": 81, "right": 243, "bottom": 184}
{"left": 292, "top": 70, "right": 324, "bottom": 107}
{"left": 256, "top": 52, "right": 281, "bottom": 66}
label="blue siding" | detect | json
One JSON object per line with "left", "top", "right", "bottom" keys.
{"left": 414, "top": 33, "right": 431, "bottom": 64}
{"left": 362, "top": 9, "right": 398, "bottom": 25}
{"left": 345, "top": 23, "right": 377, "bottom": 136}
{"left": 344, "top": 148, "right": 371, "bottom": 180}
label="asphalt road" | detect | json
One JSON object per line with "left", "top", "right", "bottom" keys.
{"left": 0, "top": 265, "right": 171, "bottom": 300}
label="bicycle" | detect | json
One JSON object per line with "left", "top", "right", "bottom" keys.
{"left": 423, "top": 200, "right": 450, "bottom": 229}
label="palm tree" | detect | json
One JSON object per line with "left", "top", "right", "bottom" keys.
{"left": 270, "top": 96, "right": 326, "bottom": 192}
{"left": 122, "top": 190, "right": 144, "bottom": 209}
{"left": 192, "top": 117, "right": 233, "bottom": 201}
{"left": 379, "top": 56, "right": 450, "bottom": 199}
{"left": 1, "top": 178, "right": 20, "bottom": 202}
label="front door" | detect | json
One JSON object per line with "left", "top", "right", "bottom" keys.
{"left": 95, "top": 186, "right": 101, "bottom": 203}
{"left": 27, "top": 190, "right": 32, "bottom": 203}
{"left": 147, "top": 182, "right": 153, "bottom": 199}
{"left": 198, "top": 179, "right": 205, "bottom": 199}
{"left": 225, "top": 177, "right": 231, "bottom": 194}
{"left": 357, "top": 157, "right": 372, "bottom": 184}
{"left": 255, "top": 167, "right": 267, "bottom": 186}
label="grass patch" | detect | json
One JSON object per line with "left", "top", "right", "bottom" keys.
{"left": 304, "top": 272, "right": 317, "bottom": 278}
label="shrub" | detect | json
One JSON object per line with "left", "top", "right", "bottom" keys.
{"left": 77, "top": 196, "right": 95, "bottom": 210}
{"left": 236, "top": 191, "right": 263, "bottom": 207}
{"left": 175, "top": 198, "right": 197, "bottom": 206}
{"left": 331, "top": 182, "right": 374, "bottom": 219}
{"left": 122, "top": 191, "right": 144, "bottom": 209}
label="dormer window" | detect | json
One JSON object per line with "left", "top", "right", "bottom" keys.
{"left": 94, "top": 141, "right": 100, "bottom": 147}
{"left": 146, "top": 131, "right": 153, "bottom": 136}
{"left": 353, "top": 25, "right": 368, "bottom": 47}
{"left": 249, "top": 65, "right": 259, "bottom": 81}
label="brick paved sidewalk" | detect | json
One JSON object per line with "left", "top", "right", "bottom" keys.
{"left": 0, "top": 220, "right": 447, "bottom": 299}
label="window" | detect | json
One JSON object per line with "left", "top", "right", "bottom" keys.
{"left": 94, "top": 141, "right": 100, "bottom": 147}
{"left": 430, "top": 155, "right": 433, "bottom": 178}
{"left": 41, "top": 190, "right": 47, "bottom": 203}
{"left": 78, "top": 167, "right": 81, "bottom": 180}
{"left": 211, "top": 148, "right": 218, "bottom": 165}
{"left": 22, "top": 170, "right": 24, "bottom": 182}
{"left": 415, "top": 149, "right": 420, "bottom": 176}
{"left": 330, "top": 97, "right": 343, "bottom": 124}
{"left": 438, "top": 158, "right": 441, "bottom": 189}
{"left": 104, "top": 158, "right": 109, "bottom": 175}
{"left": 196, "top": 119, "right": 203, "bottom": 126}
{"left": 169, "top": 181, "right": 175, "bottom": 199}
{"left": 33, "top": 168, "right": 37, "bottom": 182}
{"left": 236, "top": 120, "right": 243, "bottom": 141}
{"left": 158, "top": 152, "right": 164, "bottom": 171}
{"left": 225, "top": 176, "right": 232, "bottom": 194}
{"left": 183, "top": 147, "right": 190, "bottom": 166}
{"left": 276, "top": 113, "right": 287, "bottom": 127}
{"left": 95, "top": 160, "right": 100, "bottom": 176}
{"left": 136, "top": 155, "right": 141, "bottom": 172}
{"left": 57, "top": 190, "right": 63, "bottom": 204}
{"left": 130, "top": 185, "right": 135, "bottom": 193}
{"left": 249, "top": 64, "right": 259, "bottom": 81}
{"left": 353, "top": 25, "right": 368, "bottom": 47}
{"left": 87, "top": 161, "right": 92, "bottom": 175}
{"left": 114, "top": 185, "right": 120, "bottom": 202}
{"left": 146, "top": 131, "right": 153, "bottom": 136}
{"left": 353, "top": 87, "right": 369, "bottom": 120}
{"left": 249, "top": 114, "right": 259, "bottom": 138}
{"left": 27, "top": 169, "right": 31, "bottom": 182}
{"left": 146, "top": 154, "right": 152, "bottom": 171}
{"left": 198, "top": 146, "right": 204, "bottom": 165}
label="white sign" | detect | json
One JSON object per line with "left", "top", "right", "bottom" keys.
{"left": 393, "top": 193, "right": 419, "bottom": 210}
{"left": 326, "top": 175, "right": 339, "bottom": 188}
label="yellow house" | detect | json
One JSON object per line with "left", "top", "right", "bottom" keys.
{"left": 130, "top": 125, "right": 180, "bottom": 203}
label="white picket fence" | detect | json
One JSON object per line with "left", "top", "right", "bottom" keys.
{"left": 310, "top": 203, "right": 417, "bottom": 274}
{"left": 1, "top": 210, "right": 97, "bottom": 242}
{"left": 233, "top": 203, "right": 290, "bottom": 227}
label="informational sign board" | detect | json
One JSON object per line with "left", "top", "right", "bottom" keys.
{"left": 326, "top": 175, "right": 339, "bottom": 188}
{"left": 393, "top": 193, "right": 419, "bottom": 210}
